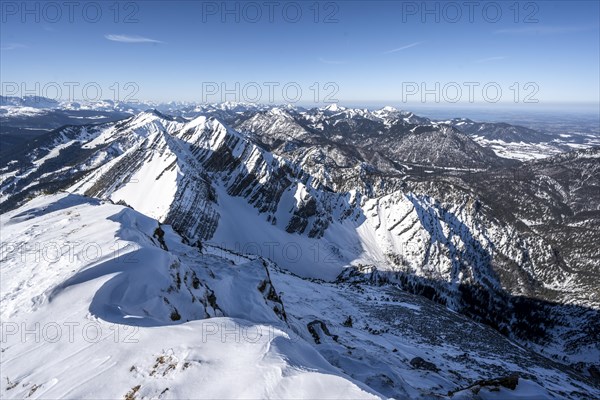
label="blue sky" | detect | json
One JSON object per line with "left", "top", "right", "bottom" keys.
{"left": 1, "top": 0, "right": 599, "bottom": 108}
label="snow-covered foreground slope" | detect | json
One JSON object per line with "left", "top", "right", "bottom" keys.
{"left": 0, "top": 194, "right": 379, "bottom": 399}
{"left": 2, "top": 194, "right": 599, "bottom": 399}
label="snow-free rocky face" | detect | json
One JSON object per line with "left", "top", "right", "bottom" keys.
{"left": 1, "top": 104, "right": 599, "bottom": 399}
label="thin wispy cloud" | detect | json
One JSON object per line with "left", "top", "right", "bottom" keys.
{"left": 383, "top": 42, "right": 422, "bottom": 54}
{"left": 1, "top": 43, "right": 27, "bottom": 51}
{"left": 105, "top": 34, "right": 164, "bottom": 44}
{"left": 494, "top": 25, "right": 597, "bottom": 35}
{"left": 476, "top": 56, "right": 506, "bottom": 63}
{"left": 318, "top": 57, "right": 347, "bottom": 65}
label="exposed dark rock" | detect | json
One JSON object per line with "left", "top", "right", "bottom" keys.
{"left": 409, "top": 357, "right": 439, "bottom": 372}
{"left": 448, "top": 374, "right": 519, "bottom": 396}
{"left": 307, "top": 320, "right": 339, "bottom": 344}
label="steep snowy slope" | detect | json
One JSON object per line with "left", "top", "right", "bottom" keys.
{"left": 2, "top": 194, "right": 598, "bottom": 399}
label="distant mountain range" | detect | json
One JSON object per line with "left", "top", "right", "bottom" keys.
{"left": 3, "top": 96, "right": 597, "bottom": 161}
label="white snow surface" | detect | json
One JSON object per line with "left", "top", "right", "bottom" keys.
{"left": 0, "top": 194, "right": 380, "bottom": 399}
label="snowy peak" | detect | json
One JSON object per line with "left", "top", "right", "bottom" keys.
{"left": 321, "top": 103, "right": 346, "bottom": 113}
